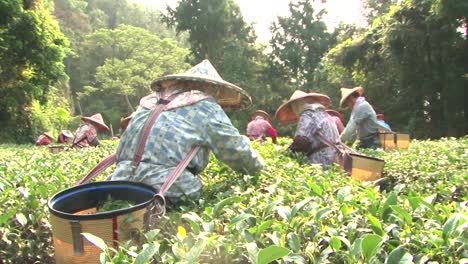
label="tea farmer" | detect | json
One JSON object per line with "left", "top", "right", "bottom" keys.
{"left": 276, "top": 90, "right": 340, "bottom": 169}
{"left": 35, "top": 131, "right": 53, "bottom": 146}
{"left": 110, "top": 60, "right": 264, "bottom": 204}
{"left": 246, "top": 110, "right": 278, "bottom": 144}
{"left": 376, "top": 114, "right": 392, "bottom": 131}
{"left": 71, "top": 113, "right": 109, "bottom": 148}
{"left": 120, "top": 112, "right": 136, "bottom": 134}
{"left": 340, "top": 87, "right": 381, "bottom": 148}
{"left": 58, "top": 130, "right": 74, "bottom": 144}
{"left": 326, "top": 109, "right": 345, "bottom": 134}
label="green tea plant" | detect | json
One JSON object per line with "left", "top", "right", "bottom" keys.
{"left": 0, "top": 137, "right": 466, "bottom": 263}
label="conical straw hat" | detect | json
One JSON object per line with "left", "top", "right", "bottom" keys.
{"left": 275, "top": 90, "right": 331, "bottom": 124}
{"left": 120, "top": 112, "right": 136, "bottom": 131}
{"left": 250, "top": 110, "right": 272, "bottom": 124}
{"left": 60, "top": 130, "right": 73, "bottom": 138}
{"left": 43, "top": 131, "right": 53, "bottom": 139}
{"left": 151, "top": 59, "right": 252, "bottom": 111}
{"left": 82, "top": 113, "right": 109, "bottom": 131}
{"left": 339, "top": 86, "right": 364, "bottom": 109}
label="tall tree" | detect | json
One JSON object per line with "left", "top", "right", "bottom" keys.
{"left": 269, "top": 0, "right": 333, "bottom": 88}
{"left": 164, "top": 0, "right": 255, "bottom": 67}
{"left": 79, "top": 25, "right": 190, "bottom": 128}
{"left": 320, "top": 0, "right": 467, "bottom": 138}
{"left": 0, "top": 0, "right": 69, "bottom": 142}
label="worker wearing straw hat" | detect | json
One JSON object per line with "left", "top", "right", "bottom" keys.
{"left": 35, "top": 131, "right": 53, "bottom": 146}
{"left": 326, "top": 109, "right": 345, "bottom": 134}
{"left": 58, "top": 130, "right": 74, "bottom": 143}
{"left": 120, "top": 112, "right": 136, "bottom": 134}
{"left": 246, "top": 110, "right": 278, "bottom": 144}
{"left": 110, "top": 59, "right": 264, "bottom": 204}
{"left": 72, "top": 113, "right": 109, "bottom": 148}
{"left": 340, "top": 87, "right": 381, "bottom": 148}
{"left": 276, "top": 90, "right": 340, "bottom": 168}
{"left": 376, "top": 114, "right": 392, "bottom": 132}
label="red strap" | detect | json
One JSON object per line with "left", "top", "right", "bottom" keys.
{"left": 77, "top": 153, "right": 117, "bottom": 185}
{"left": 76, "top": 93, "right": 182, "bottom": 186}
{"left": 132, "top": 104, "right": 166, "bottom": 167}
{"left": 158, "top": 146, "right": 200, "bottom": 195}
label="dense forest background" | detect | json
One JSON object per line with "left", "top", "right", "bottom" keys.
{"left": 0, "top": 0, "right": 467, "bottom": 143}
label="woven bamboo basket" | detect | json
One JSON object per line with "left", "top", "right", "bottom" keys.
{"left": 378, "top": 132, "right": 411, "bottom": 150}
{"left": 349, "top": 153, "right": 385, "bottom": 181}
{"left": 48, "top": 181, "right": 157, "bottom": 264}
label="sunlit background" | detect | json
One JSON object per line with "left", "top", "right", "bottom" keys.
{"left": 132, "top": 0, "right": 367, "bottom": 43}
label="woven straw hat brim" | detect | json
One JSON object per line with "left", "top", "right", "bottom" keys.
{"left": 82, "top": 117, "right": 109, "bottom": 131}
{"left": 120, "top": 112, "right": 136, "bottom": 130}
{"left": 251, "top": 110, "right": 272, "bottom": 123}
{"left": 276, "top": 93, "right": 331, "bottom": 125}
{"left": 151, "top": 75, "right": 252, "bottom": 112}
{"left": 339, "top": 86, "right": 364, "bottom": 109}
{"left": 61, "top": 130, "right": 73, "bottom": 138}
{"left": 43, "top": 132, "right": 53, "bottom": 139}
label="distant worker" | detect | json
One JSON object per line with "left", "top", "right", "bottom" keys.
{"left": 340, "top": 87, "right": 381, "bottom": 148}
{"left": 246, "top": 110, "right": 278, "bottom": 144}
{"left": 72, "top": 113, "right": 109, "bottom": 148}
{"left": 326, "top": 109, "right": 345, "bottom": 134}
{"left": 276, "top": 90, "right": 340, "bottom": 169}
{"left": 376, "top": 114, "right": 392, "bottom": 131}
{"left": 58, "top": 130, "right": 74, "bottom": 144}
{"left": 35, "top": 132, "right": 53, "bottom": 146}
{"left": 120, "top": 112, "right": 136, "bottom": 134}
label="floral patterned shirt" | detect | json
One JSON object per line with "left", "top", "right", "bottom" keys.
{"left": 289, "top": 108, "right": 340, "bottom": 168}
{"left": 72, "top": 124, "right": 99, "bottom": 148}
{"left": 111, "top": 96, "right": 264, "bottom": 202}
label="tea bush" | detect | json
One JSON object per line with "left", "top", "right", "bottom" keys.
{"left": 0, "top": 137, "right": 466, "bottom": 263}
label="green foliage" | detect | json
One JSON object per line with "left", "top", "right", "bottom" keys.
{"left": 96, "top": 194, "right": 135, "bottom": 213}
{"left": 319, "top": 0, "right": 467, "bottom": 138}
{"left": 0, "top": 0, "right": 70, "bottom": 143}
{"left": 270, "top": 0, "right": 333, "bottom": 87}
{"left": 164, "top": 0, "right": 254, "bottom": 65}
{"left": 0, "top": 137, "right": 466, "bottom": 262}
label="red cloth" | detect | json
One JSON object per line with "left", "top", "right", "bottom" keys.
{"left": 35, "top": 135, "right": 51, "bottom": 146}
{"left": 267, "top": 127, "right": 278, "bottom": 144}
{"left": 330, "top": 116, "right": 345, "bottom": 134}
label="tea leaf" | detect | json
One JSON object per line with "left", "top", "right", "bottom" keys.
{"left": 291, "top": 197, "right": 313, "bottom": 217}
{"left": 82, "top": 233, "right": 108, "bottom": 251}
{"left": 187, "top": 240, "right": 207, "bottom": 263}
{"left": 330, "top": 236, "right": 342, "bottom": 251}
{"left": 442, "top": 214, "right": 467, "bottom": 241}
{"left": 386, "top": 246, "right": 413, "bottom": 264}
{"left": 257, "top": 245, "right": 290, "bottom": 264}
{"left": 316, "top": 207, "right": 332, "bottom": 221}
{"left": 361, "top": 234, "right": 383, "bottom": 260}
{"left": 134, "top": 242, "right": 159, "bottom": 264}
{"left": 367, "top": 214, "right": 384, "bottom": 236}
{"left": 213, "top": 196, "right": 243, "bottom": 216}
{"left": 15, "top": 213, "right": 27, "bottom": 226}
{"left": 287, "top": 232, "right": 301, "bottom": 253}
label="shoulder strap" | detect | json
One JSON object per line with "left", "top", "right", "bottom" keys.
{"left": 76, "top": 92, "right": 182, "bottom": 185}
{"left": 158, "top": 146, "right": 200, "bottom": 195}
{"left": 77, "top": 153, "right": 117, "bottom": 185}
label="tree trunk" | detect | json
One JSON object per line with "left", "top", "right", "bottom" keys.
{"left": 125, "top": 95, "right": 135, "bottom": 112}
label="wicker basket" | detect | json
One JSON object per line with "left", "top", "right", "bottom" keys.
{"left": 349, "top": 153, "right": 385, "bottom": 181}
{"left": 48, "top": 181, "right": 157, "bottom": 264}
{"left": 49, "top": 145, "right": 66, "bottom": 154}
{"left": 378, "top": 132, "right": 410, "bottom": 150}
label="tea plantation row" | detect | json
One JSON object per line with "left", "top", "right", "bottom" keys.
{"left": 0, "top": 137, "right": 466, "bottom": 263}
